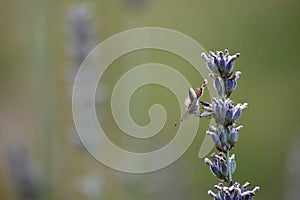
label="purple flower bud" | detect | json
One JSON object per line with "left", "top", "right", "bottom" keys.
{"left": 219, "top": 130, "right": 227, "bottom": 149}
{"left": 224, "top": 78, "right": 237, "bottom": 97}
{"left": 225, "top": 53, "right": 240, "bottom": 77}
{"left": 224, "top": 71, "right": 241, "bottom": 98}
{"left": 202, "top": 53, "right": 219, "bottom": 74}
{"left": 224, "top": 191, "right": 232, "bottom": 200}
{"left": 228, "top": 127, "right": 239, "bottom": 148}
{"left": 205, "top": 158, "right": 223, "bottom": 179}
{"left": 221, "top": 101, "right": 229, "bottom": 120}
{"left": 211, "top": 164, "right": 222, "bottom": 179}
{"left": 214, "top": 77, "right": 223, "bottom": 97}
{"left": 226, "top": 109, "right": 234, "bottom": 120}
{"left": 218, "top": 51, "right": 226, "bottom": 68}
{"left": 220, "top": 161, "right": 229, "bottom": 178}
{"left": 232, "top": 108, "right": 242, "bottom": 120}
{"left": 233, "top": 103, "right": 248, "bottom": 121}
{"left": 207, "top": 131, "right": 222, "bottom": 148}
{"left": 225, "top": 61, "right": 235, "bottom": 76}
{"left": 210, "top": 51, "right": 220, "bottom": 66}
{"left": 230, "top": 154, "right": 236, "bottom": 174}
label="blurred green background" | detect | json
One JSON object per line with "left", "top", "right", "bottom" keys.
{"left": 0, "top": 0, "right": 300, "bottom": 200}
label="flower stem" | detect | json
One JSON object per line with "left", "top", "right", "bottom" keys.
{"left": 226, "top": 149, "right": 232, "bottom": 186}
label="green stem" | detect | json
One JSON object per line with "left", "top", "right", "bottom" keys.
{"left": 221, "top": 76, "right": 232, "bottom": 186}
{"left": 34, "top": 0, "right": 54, "bottom": 199}
{"left": 223, "top": 125, "right": 233, "bottom": 186}
{"left": 226, "top": 149, "right": 232, "bottom": 186}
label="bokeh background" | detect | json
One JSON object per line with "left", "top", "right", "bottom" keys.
{"left": 0, "top": 0, "right": 300, "bottom": 200}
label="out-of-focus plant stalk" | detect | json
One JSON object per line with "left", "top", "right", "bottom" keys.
{"left": 33, "top": 0, "right": 55, "bottom": 199}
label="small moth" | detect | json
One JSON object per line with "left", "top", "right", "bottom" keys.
{"left": 175, "top": 79, "right": 207, "bottom": 126}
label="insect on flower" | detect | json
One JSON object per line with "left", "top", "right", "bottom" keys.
{"left": 174, "top": 79, "right": 207, "bottom": 126}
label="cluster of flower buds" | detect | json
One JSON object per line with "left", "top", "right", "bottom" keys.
{"left": 206, "top": 125, "right": 243, "bottom": 152}
{"left": 201, "top": 49, "right": 240, "bottom": 78}
{"left": 205, "top": 153, "right": 236, "bottom": 182}
{"left": 201, "top": 98, "right": 248, "bottom": 127}
{"left": 201, "top": 50, "right": 241, "bottom": 99}
{"left": 208, "top": 182, "right": 260, "bottom": 200}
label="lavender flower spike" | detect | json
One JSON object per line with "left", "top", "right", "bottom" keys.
{"left": 200, "top": 49, "right": 259, "bottom": 199}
